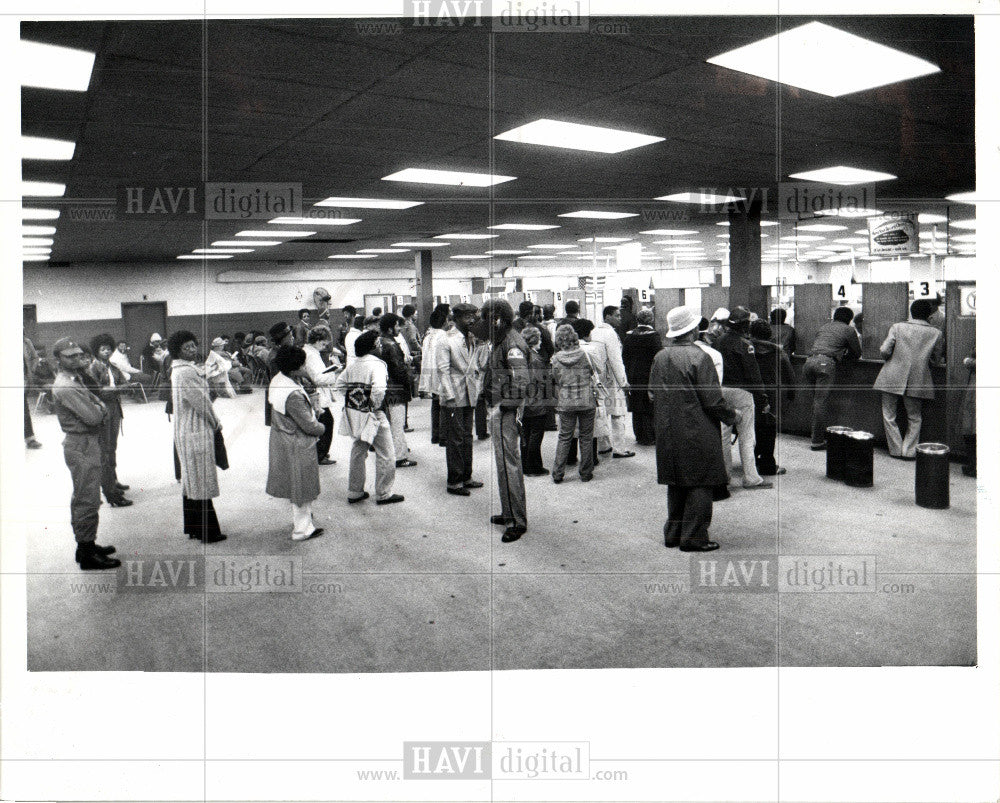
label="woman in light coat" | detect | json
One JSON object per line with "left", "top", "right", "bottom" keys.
{"left": 417, "top": 303, "right": 450, "bottom": 446}
{"left": 168, "top": 330, "right": 226, "bottom": 542}
{"left": 551, "top": 324, "right": 598, "bottom": 483}
{"left": 267, "top": 345, "right": 326, "bottom": 541}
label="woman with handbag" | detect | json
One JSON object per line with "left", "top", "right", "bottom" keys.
{"left": 519, "top": 326, "right": 555, "bottom": 476}
{"left": 266, "top": 345, "right": 327, "bottom": 541}
{"left": 550, "top": 324, "right": 598, "bottom": 483}
{"left": 168, "top": 330, "right": 227, "bottom": 542}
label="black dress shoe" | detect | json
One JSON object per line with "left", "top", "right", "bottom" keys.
{"left": 664, "top": 540, "right": 679, "bottom": 548}
{"left": 106, "top": 495, "right": 133, "bottom": 507}
{"left": 191, "top": 532, "right": 227, "bottom": 543}
{"left": 501, "top": 525, "right": 526, "bottom": 543}
{"left": 376, "top": 494, "right": 405, "bottom": 505}
{"left": 403, "top": 426, "right": 414, "bottom": 433}
{"left": 598, "top": 448, "right": 613, "bottom": 455}
{"left": 318, "top": 457, "right": 336, "bottom": 465}
{"left": 396, "top": 458, "right": 418, "bottom": 468}
{"left": 679, "top": 540, "right": 720, "bottom": 552}
{"left": 490, "top": 515, "right": 512, "bottom": 525}
{"left": 463, "top": 480, "right": 484, "bottom": 489}
{"left": 612, "top": 451, "right": 636, "bottom": 459}
{"left": 75, "top": 543, "right": 117, "bottom": 562}
{"left": 348, "top": 492, "right": 370, "bottom": 504}
{"left": 77, "top": 546, "right": 121, "bottom": 570}
{"left": 115, "top": 482, "right": 130, "bottom": 491}
{"left": 447, "top": 487, "right": 471, "bottom": 496}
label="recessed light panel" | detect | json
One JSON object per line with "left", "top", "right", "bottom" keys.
{"left": 706, "top": 22, "right": 940, "bottom": 97}
{"left": 797, "top": 223, "right": 848, "bottom": 232}
{"left": 486, "top": 250, "right": 531, "bottom": 255}
{"left": 269, "top": 217, "right": 360, "bottom": 226}
{"left": 656, "top": 192, "right": 746, "bottom": 204}
{"left": 789, "top": 165, "right": 896, "bottom": 185}
{"left": 641, "top": 229, "right": 699, "bottom": 236}
{"left": 22, "top": 135, "right": 76, "bottom": 160}
{"left": 816, "top": 207, "right": 884, "bottom": 218}
{"left": 177, "top": 254, "right": 232, "bottom": 260}
{"left": 357, "top": 249, "right": 408, "bottom": 254}
{"left": 528, "top": 244, "right": 577, "bottom": 249}
{"left": 21, "top": 40, "right": 96, "bottom": 91}
{"left": 329, "top": 254, "right": 377, "bottom": 259}
{"left": 212, "top": 240, "right": 281, "bottom": 247}
{"left": 450, "top": 255, "right": 492, "bottom": 259}
{"left": 577, "top": 237, "right": 632, "bottom": 243}
{"left": 494, "top": 118, "right": 664, "bottom": 153}
{"left": 558, "top": 210, "right": 637, "bottom": 219}
{"left": 235, "top": 230, "right": 314, "bottom": 238}
{"left": 434, "top": 233, "right": 498, "bottom": 240}
{"left": 192, "top": 248, "right": 254, "bottom": 254}
{"left": 22, "top": 181, "right": 66, "bottom": 197}
{"left": 23, "top": 255, "right": 51, "bottom": 262}
{"left": 946, "top": 192, "right": 978, "bottom": 204}
{"left": 917, "top": 213, "right": 948, "bottom": 224}
{"left": 23, "top": 237, "right": 54, "bottom": 246}
{"left": 383, "top": 169, "right": 516, "bottom": 187}
{"left": 951, "top": 220, "right": 976, "bottom": 230}
{"left": 488, "top": 223, "right": 560, "bottom": 230}
{"left": 392, "top": 242, "right": 449, "bottom": 247}
{"left": 314, "top": 197, "right": 423, "bottom": 209}
{"left": 23, "top": 225, "right": 57, "bottom": 236}
{"left": 22, "top": 208, "right": 60, "bottom": 220}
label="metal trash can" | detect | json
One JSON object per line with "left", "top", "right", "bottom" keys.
{"left": 843, "top": 431, "right": 874, "bottom": 488}
{"left": 915, "top": 442, "right": 950, "bottom": 509}
{"left": 826, "top": 426, "right": 854, "bottom": 481}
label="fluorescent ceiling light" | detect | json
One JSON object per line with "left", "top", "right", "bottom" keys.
{"left": 656, "top": 192, "right": 746, "bottom": 204}
{"left": 23, "top": 255, "right": 50, "bottom": 262}
{"left": 488, "top": 223, "right": 560, "bottom": 231}
{"left": 816, "top": 207, "right": 883, "bottom": 218}
{"left": 715, "top": 221, "right": 730, "bottom": 227}
{"left": 834, "top": 237, "right": 869, "bottom": 245}
{"left": 578, "top": 237, "right": 632, "bottom": 243}
{"left": 382, "top": 168, "right": 516, "bottom": 187}
{"left": 780, "top": 235, "right": 826, "bottom": 242}
{"left": 653, "top": 239, "right": 700, "bottom": 245}
{"left": 486, "top": 250, "right": 531, "bottom": 255}
{"left": 235, "top": 230, "right": 314, "bottom": 238}
{"left": 789, "top": 165, "right": 896, "bottom": 185}
{"left": 23, "top": 225, "right": 57, "bottom": 235}
{"left": 21, "top": 39, "right": 96, "bottom": 92}
{"left": 918, "top": 213, "right": 948, "bottom": 225}
{"left": 23, "top": 247, "right": 52, "bottom": 255}
{"left": 528, "top": 244, "right": 577, "bottom": 249}
{"left": 268, "top": 217, "right": 360, "bottom": 226}
{"left": 192, "top": 248, "right": 254, "bottom": 254}
{"left": 706, "top": 21, "right": 940, "bottom": 97}
{"left": 392, "top": 242, "right": 448, "bottom": 247}
{"left": 22, "top": 135, "right": 76, "bottom": 160}
{"left": 518, "top": 255, "right": 556, "bottom": 260}
{"left": 946, "top": 191, "right": 978, "bottom": 204}
{"left": 558, "top": 210, "right": 637, "bottom": 219}
{"left": 494, "top": 118, "right": 664, "bottom": 153}
{"left": 434, "top": 233, "right": 498, "bottom": 240}
{"left": 315, "top": 197, "right": 423, "bottom": 209}
{"left": 329, "top": 254, "right": 377, "bottom": 259}
{"left": 212, "top": 240, "right": 281, "bottom": 247}
{"left": 797, "top": 223, "right": 847, "bottom": 232}
{"left": 760, "top": 221, "right": 779, "bottom": 227}
{"left": 951, "top": 220, "right": 976, "bottom": 230}
{"left": 641, "top": 229, "right": 699, "bottom": 236}
{"left": 22, "top": 181, "right": 65, "bottom": 197}
{"left": 177, "top": 254, "right": 232, "bottom": 260}
{"left": 23, "top": 237, "right": 54, "bottom": 246}
{"left": 22, "top": 208, "right": 60, "bottom": 220}
{"left": 358, "top": 248, "right": 408, "bottom": 254}
{"left": 450, "top": 255, "right": 492, "bottom": 259}
{"left": 557, "top": 250, "right": 587, "bottom": 255}
{"left": 952, "top": 234, "right": 977, "bottom": 243}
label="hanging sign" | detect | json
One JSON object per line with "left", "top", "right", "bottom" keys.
{"left": 868, "top": 213, "right": 918, "bottom": 256}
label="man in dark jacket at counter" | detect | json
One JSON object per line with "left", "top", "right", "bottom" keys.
{"left": 649, "top": 307, "right": 736, "bottom": 552}
{"left": 802, "top": 306, "right": 862, "bottom": 450}
{"left": 750, "top": 320, "right": 795, "bottom": 476}
{"left": 379, "top": 314, "right": 416, "bottom": 468}
{"left": 481, "top": 299, "right": 530, "bottom": 543}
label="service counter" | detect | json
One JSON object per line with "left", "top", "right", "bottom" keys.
{"left": 779, "top": 356, "right": 952, "bottom": 450}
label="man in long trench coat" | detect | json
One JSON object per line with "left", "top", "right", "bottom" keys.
{"left": 649, "top": 307, "right": 736, "bottom": 552}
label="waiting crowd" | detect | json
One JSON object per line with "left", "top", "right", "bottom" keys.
{"left": 31, "top": 294, "right": 975, "bottom": 570}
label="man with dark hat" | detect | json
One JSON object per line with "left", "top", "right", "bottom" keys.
{"left": 436, "top": 302, "right": 484, "bottom": 496}
{"left": 649, "top": 307, "right": 736, "bottom": 551}
{"left": 49, "top": 337, "right": 121, "bottom": 569}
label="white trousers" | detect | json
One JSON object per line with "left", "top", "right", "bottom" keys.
{"left": 291, "top": 501, "right": 316, "bottom": 539}
{"left": 720, "top": 387, "right": 763, "bottom": 486}
{"left": 388, "top": 403, "right": 409, "bottom": 461}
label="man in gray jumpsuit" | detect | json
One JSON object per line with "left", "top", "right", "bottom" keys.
{"left": 49, "top": 338, "right": 121, "bottom": 570}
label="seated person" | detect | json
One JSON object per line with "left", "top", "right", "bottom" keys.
{"left": 109, "top": 340, "right": 154, "bottom": 388}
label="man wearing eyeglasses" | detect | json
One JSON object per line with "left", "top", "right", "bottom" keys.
{"left": 49, "top": 338, "right": 121, "bottom": 570}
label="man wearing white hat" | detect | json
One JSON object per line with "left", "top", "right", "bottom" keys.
{"left": 648, "top": 307, "right": 736, "bottom": 552}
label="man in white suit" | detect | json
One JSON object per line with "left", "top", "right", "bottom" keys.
{"left": 436, "top": 303, "right": 484, "bottom": 496}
